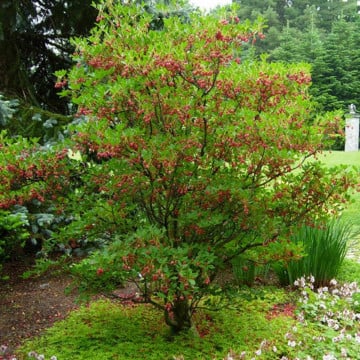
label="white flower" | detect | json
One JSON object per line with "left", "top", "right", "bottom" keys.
{"left": 332, "top": 336, "right": 341, "bottom": 343}
{"left": 287, "top": 340, "right": 296, "bottom": 347}
{"left": 297, "top": 312, "right": 305, "bottom": 322}
{"left": 50, "top": 357, "right": 58, "bottom": 360}
{"left": 255, "top": 349, "right": 262, "bottom": 356}
{"left": 326, "top": 319, "right": 339, "bottom": 330}
{"left": 273, "top": 346, "right": 277, "bottom": 352}
{"left": 323, "top": 354, "right": 337, "bottom": 360}
{"left": 355, "top": 333, "right": 360, "bottom": 343}
{"left": 330, "top": 279, "right": 337, "bottom": 286}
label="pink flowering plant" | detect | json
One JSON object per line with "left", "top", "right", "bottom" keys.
{"left": 219, "top": 276, "right": 360, "bottom": 360}
{"left": 292, "top": 276, "right": 360, "bottom": 359}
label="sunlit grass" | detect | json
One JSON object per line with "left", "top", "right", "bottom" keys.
{"left": 319, "top": 151, "right": 360, "bottom": 260}
{"left": 17, "top": 294, "right": 300, "bottom": 360}
{"left": 317, "top": 150, "right": 360, "bottom": 167}
{"left": 16, "top": 281, "right": 360, "bottom": 360}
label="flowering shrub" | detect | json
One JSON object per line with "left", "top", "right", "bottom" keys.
{"left": 0, "top": 131, "right": 83, "bottom": 261}
{"left": 51, "top": 0, "right": 357, "bottom": 332}
{"left": 1, "top": 0, "right": 355, "bottom": 334}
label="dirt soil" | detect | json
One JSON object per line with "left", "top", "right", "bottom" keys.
{"left": 0, "top": 258, "right": 79, "bottom": 353}
{"left": 0, "top": 258, "right": 264, "bottom": 356}
{"left": 0, "top": 257, "right": 142, "bottom": 356}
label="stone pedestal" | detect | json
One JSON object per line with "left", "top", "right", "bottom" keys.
{"left": 345, "top": 114, "right": 359, "bottom": 152}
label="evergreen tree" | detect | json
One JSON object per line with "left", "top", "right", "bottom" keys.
{"left": 0, "top": 0, "right": 98, "bottom": 114}
{"left": 311, "top": 19, "right": 360, "bottom": 111}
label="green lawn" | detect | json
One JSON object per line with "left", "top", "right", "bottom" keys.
{"left": 320, "top": 151, "right": 360, "bottom": 224}
{"left": 318, "top": 151, "right": 360, "bottom": 260}
{"left": 318, "top": 150, "right": 360, "bottom": 167}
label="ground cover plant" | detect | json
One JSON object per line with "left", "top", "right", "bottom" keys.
{"left": 11, "top": 269, "right": 360, "bottom": 359}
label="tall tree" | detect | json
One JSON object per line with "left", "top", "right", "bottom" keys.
{"left": 310, "top": 19, "right": 360, "bottom": 111}
{"left": 0, "top": 0, "right": 193, "bottom": 116}
{"left": 0, "top": 0, "right": 97, "bottom": 114}
{"left": 271, "top": 5, "right": 325, "bottom": 64}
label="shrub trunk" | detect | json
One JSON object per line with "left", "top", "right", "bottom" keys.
{"left": 164, "top": 298, "right": 192, "bottom": 334}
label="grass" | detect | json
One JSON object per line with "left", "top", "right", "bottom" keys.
{"left": 338, "top": 258, "right": 360, "bottom": 283}
{"left": 15, "top": 277, "right": 360, "bottom": 359}
{"left": 317, "top": 150, "right": 360, "bottom": 167}
{"left": 17, "top": 293, "right": 299, "bottom": 360}
{"left": 318, "top": 151, "right": 360, "bottom": 223}
{"left": 12, "top": 150, "right": 360, "bottom": 360}
{"left": 318, "top": 151, "right": 360, "bottom": 259}
{"left": 274, "top": 218, "right": 352, "bottom": 287}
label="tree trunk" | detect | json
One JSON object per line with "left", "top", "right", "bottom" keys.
{"left": 164, "top": 298, "right": 193, "bottom": 334}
